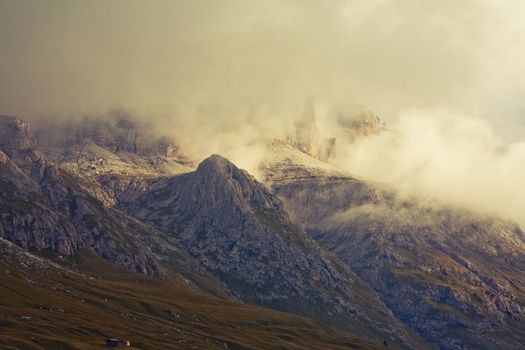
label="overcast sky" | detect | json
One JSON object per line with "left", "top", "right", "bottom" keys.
{"left": 1, "top": 0, "right": 524, "bottom": 125}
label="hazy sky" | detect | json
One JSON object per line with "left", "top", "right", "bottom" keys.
{"left": 1, "top": 0, "right": 525, "bottom": 123}
{"left": 1, "top": 1, "right": 525, "bottom": 225}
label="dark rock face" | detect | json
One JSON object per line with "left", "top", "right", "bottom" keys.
{"left": 0, "top": 118, "right": 76, "bottom": 256}
{"left": 271, "top": 99, "right": 338, "bottom": 162}
{"left": 311, "top": 203, "right": 525, "bottom": 350}
{"left": 262, "top": 148, "right": 525, "bottom": 350}
{"left": 267, "top": 172, "right": 382, "bottom": 229}
{"left": 0, "top": 150, "right": 78, "bottom": 256}
{"left": 122, "top": 154, "right": 432, "bottom": 350}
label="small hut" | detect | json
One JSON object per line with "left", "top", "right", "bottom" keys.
{"left": 105, "top": 338, "right": 119, "bottom": 347}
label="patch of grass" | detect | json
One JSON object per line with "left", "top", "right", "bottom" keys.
{"left": 0, "top": 253, "right": 382, "bottom": 350}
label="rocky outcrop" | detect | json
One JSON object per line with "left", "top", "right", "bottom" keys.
{"left": 278, "top": 102, "right": 384, "bottom": 162}
{"left": 0, "top": 117, "right": 76, "bottom": 255}
{"left": 262, "top": 144, "right": 382, "bottom": 227}
{"left": 0, "top": 151, "right": 79, "bottom": 256}
{"left": 0, "top": 115, "right": 35, "bottom": 155}
{"left": 334, "top": 104, "right": 384, "bottom": 142}
{"left": 274, "top": 99, "right": 338, "bottom": 162}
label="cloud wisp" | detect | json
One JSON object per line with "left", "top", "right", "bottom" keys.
{"left": 336, "top": 110, "right": 525, "bottom": 226}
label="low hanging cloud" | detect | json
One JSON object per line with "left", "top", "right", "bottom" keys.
{"left": 336, "top": 110, "right": 525, "bottom": 226}
{"left": 0, "top": 1, "right": 524, "bottom": 224}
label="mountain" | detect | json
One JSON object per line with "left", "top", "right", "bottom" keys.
{"left": 3, "top": 112, "right": 525, "bottom": 349}
{"left": 0, "top": 114, "right": 424, "bottom": 349}
{"left": 312, "top": 202, "right": 525, "bottom": 350}
{"left": 120, "top": 153, "right": 433, "bottom": 349}
{"left": 262, "top": 143, "right": 525, "bottom": 350}
{"left": 32, "top": 112, "right": 194, "bottom": 207}
{"left": 0, "top": 115, "right": 208, "bottom": 279}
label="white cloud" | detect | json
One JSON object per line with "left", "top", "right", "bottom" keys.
{"left": 337, "top": 109, "right": 525, "bottom": 225}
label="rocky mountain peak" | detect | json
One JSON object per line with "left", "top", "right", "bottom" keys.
{"left": 143, "top": 154, "right": 281, "bottom": 216}
{"left": 0, "top": 115, "right": 35, "bottom": 154}
{"left": 121, "top": 152, "right": 427, "bottom": 349}
{"left": 196, "top": 154, "right": 235, "bottom": 174}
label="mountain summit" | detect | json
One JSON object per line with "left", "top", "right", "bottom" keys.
{"left": 123, "top": 154, "right": 431, "bottom": 349}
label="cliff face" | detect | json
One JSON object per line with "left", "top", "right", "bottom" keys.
{"left": 0, "top": 116, "right": 75, "bottom": 255}
{"left": 32, "top": 113, "right": 194, "bottom": 207}
{"left": 34, "top": 114, "right": 193, "bottom": 177}
{"left": 0, "top": 149, "right": 79, "bottom": 256}
{"left": 261, "top": 145, "right": 525, "bottom": 350}
{"left": 262, "top": 144, "right": 382, "bottom": 227}
{"left": 34, "top": 112, "right": 189, "bottom": 161}
{"left": 0, "top": 115, "right": 35, "bottom": 154}
{"left": 274, "top": 99, "right": 337, "bottom": 162}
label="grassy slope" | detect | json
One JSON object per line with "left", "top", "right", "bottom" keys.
{"left": 0, "top": 250, "right": 382, "bottom": 350}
